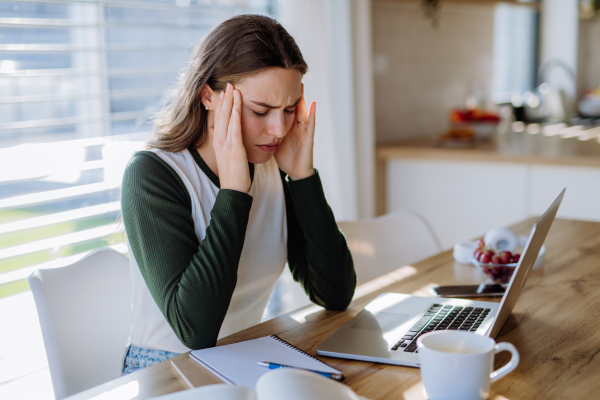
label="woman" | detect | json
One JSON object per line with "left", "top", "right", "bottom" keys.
{"left": 120, "top": 14, "right": 356, "bottom": 374}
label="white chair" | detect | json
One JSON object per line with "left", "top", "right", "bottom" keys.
{"left": 28, "top": 248, "right": 132, "bottom": 399}
{"left": 338, "top": 211, "right": 442, "bottom": 286}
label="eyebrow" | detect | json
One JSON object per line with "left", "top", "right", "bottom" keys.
{"left": 250, "top": 97, "right": 302, "bottom": 109}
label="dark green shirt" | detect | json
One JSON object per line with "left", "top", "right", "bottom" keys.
{"left": 121, "top": 148, "right": 356, "bottom": 350}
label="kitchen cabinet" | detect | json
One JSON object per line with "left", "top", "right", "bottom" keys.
{"left": 386, "top": 159, "right": 529, "bottom": 249}
{"left": 378, "top": 138, "right": 600, "bottom": 249}
{"left": 530, "top": 165, "right": 600, "bottom": 221}
{"left": 385, "top": 0, "right": 538, "bottom": 5}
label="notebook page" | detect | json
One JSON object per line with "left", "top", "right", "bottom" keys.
{"left": 190, "top": 336, "right": 341, "bottom": 389}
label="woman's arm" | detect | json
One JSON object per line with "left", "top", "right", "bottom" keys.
{"left": 280, "top": 170, "right": 356, "bottom": 310}
{"left": 122, "top": 151, "right": 252, "bottom": 350}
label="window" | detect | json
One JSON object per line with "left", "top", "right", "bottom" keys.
{"left": 0, "top": 0, "right": 277, "bottom": 298}
{"left": 492, "top": 3, "right": 539, "bottom": 104}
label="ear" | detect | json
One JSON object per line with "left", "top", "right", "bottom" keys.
{"left": 200, "top": 84, "right": 216, "bottom": 111}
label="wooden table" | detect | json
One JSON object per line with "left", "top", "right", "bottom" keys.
{"left": 67, "top": 218, "right": 600, "bottom": 400}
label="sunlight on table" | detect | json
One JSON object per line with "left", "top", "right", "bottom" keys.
{"left": 89, "top": 381, "right": 139, "bottom": 400}
{"left": 289, "top": 266, "right": 419, "bottom": 324}
{"left": 411, "top": 283, "right": 439, "bottom": 298}
{"left": 289, "top": 304, "right": 324, "bottom": 324}
{"left": 353, "top": 265, "right": 417, "bottom": 300}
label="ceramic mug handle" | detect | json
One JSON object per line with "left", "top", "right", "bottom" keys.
{"left": 490, "top": 342, "right": 520, "bottom": 382}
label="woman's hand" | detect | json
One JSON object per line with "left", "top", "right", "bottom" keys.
{"left": 274, "top": 91, "right": 316, "bottom": 181}
{"left": 212, "top": 83, "right": 251, "bottom": 193}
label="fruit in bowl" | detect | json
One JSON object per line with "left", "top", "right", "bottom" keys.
{"left": 472, "top": 239, "right": 521, "bottom": 285}
{"left": 449, "top": 109, "right": 500, "bottom": 141}
{"left": 449, "top": 109, "right": 500, "bottom": 124}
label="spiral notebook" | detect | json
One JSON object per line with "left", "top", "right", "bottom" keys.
{"left": 189, "top": 335, "right": 342, "bottom": 389}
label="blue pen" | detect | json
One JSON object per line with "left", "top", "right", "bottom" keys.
{"left": 257, "top": 361, "right": 344, "bottom": 381}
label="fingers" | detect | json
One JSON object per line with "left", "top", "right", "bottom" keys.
{"left": 228, "top": 108, "right": 242, "bottom": 148}
{"left": 296, "top": 94, "right": 308, "bottom": 123}
{"left": 212, "top": 92, "right": 223, "bottom": 139}
{"left": 219, "top": 84, "right": 234, "bottom": 143}
{"left": 213, "top": 90, "right": 224, "bottom": 146}
{"left": 215, "top": 83, "right": 234, "bottom": 146}
{"left": 307, "top": 101, "right": 316, "bottom": 133}
{"left": 215, "top": 90, "right": 224, "bottom": 115}
{"left": 232, "top": 87, "right": 242, "bottom": 121}
{"left": 227, "top": 89, "right": 243, "bottom": 145}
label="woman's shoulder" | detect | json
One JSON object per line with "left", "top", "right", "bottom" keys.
{"left": 123, "top": 150, "right": 190, "bottom": 200}
{"left": 125, "top": 150, "right": 174, "bottom": 179}
{"left": 126, "top": 147, "right": 196, "bottom": 174}
{"left": 127, "top": 149, "right": 161, "bottom": 166}
{"left": 121, "top": 151, "right": 193, "bottom": 229}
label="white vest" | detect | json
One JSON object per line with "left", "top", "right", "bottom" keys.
{"left": 128, "top": 149, "right": 287, "bottom": 353}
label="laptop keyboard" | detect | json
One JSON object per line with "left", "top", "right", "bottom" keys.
{"left": 391, "top": 304, "right": 491, "bottom": 353}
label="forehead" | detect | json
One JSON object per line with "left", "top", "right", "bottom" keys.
{"left": 236, "top": 67, "right": 302, "bottom": 105}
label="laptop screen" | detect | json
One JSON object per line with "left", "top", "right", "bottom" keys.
{"left": 488, "top": 188, "right": 565, "bottom": 338}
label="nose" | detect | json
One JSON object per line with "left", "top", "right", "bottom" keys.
{"left": 267, "top": 111, "right": 287, "bottom": 138}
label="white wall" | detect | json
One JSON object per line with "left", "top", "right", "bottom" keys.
{"left": 279, "top": 0, "right": 376, "bottom": 220}
{"left": 279, "top": 0, "right": 358, "bottom": 221}
{"left": 372, "top": 1, "right": 496, "bottom": 143}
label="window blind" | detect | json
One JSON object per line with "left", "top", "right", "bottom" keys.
{"left": 0, "top": 0, "right": 277, "bottom": 298}
{"left": 492, "top": 3, "right": 539, "bottom": 104}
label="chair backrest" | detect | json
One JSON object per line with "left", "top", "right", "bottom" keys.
{"left": 28, "top": 248, "right": 132, "bottom": 399}
{"left": 338, "top": 211, "right": 442, "bottom": 286}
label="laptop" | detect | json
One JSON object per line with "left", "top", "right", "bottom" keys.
{"left": 316, "top": 188, "right": 565, "bottom": 367}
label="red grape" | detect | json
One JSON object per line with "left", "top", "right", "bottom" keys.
{"left": 500, "top": 251, "right": 512, "bottom": 264}
{"left": 474, "top": 249, "right": 483, "bottom": 260}
{"left": 491, "top": 255, "right": 502, "bottom": 264}
{"left": 490, "top": 268, "right": 501, "bottom": 280}
{"left": 500, "top": 267, "right": 512, "bottom": 283}
{"left": 477, "top": 239, "right": 485, "bottom": 249}
{"left": 512, "top": 254, "right": 521, "bottom": 263}
{"left": 481, "top": 253, "right": 492, "bottom": 263}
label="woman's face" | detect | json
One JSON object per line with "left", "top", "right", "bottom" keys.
{"left": 218, "top": 67, "right": 302, "bottom": 164}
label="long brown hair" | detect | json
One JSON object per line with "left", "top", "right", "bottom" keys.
{"left": 147, "top": 14, "right": 308, "bottom": 152}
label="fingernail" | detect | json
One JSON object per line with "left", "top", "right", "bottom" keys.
{"left": 233, "top": 90, "right": 239, "bottom": 100}
{"left": 227, "top": 83, "right": 232, "bottom": 92}
{"left": 220, "top": 91, "right": 224, "bottom": 99}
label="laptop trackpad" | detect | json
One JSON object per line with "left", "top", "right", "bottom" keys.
{"left": 352, "top": 312, "right": 411, "bottom": 332}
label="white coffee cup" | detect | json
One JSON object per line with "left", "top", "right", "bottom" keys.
{"left": 417, "top": 331, "right": 519, "bottom": 400}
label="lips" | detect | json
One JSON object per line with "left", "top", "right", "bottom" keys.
{"left": 257, "top": 143, "right": 279, "bottom": 152}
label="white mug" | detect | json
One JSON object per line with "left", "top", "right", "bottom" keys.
{"left": 417, "top": 331, "right": 519, "bottom": 400}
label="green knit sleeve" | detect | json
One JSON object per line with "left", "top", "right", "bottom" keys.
{"left": 280, "top": 170, "right": 356, "bottom": 310}
{"left": 121, "top": 151, "right": 253, "bottom": 350}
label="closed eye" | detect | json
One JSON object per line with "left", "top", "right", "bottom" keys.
{"left": 253, "top": 109, "right": 296, "bottom": 118}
